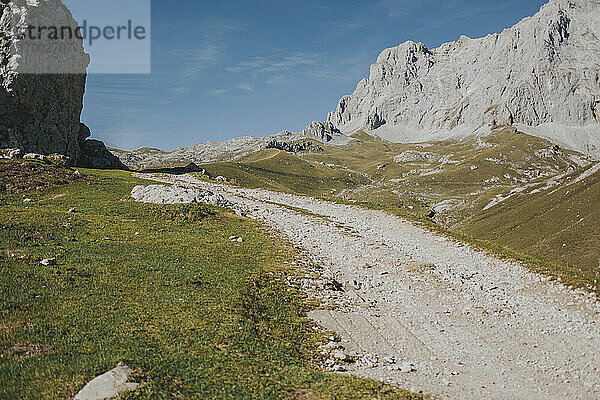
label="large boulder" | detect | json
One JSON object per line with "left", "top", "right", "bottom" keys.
{"left": 0, "top": 0, "right": 123, "bottom": 168}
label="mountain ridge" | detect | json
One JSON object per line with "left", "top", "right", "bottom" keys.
{"left": 326, "top": 0, "right": 600, "bottom": 157}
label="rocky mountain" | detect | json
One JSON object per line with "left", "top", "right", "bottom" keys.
{"left": 114, "top": 0, "right": 600, "bottom": 170}
{"left": 112, "top": 122, "right": 348, "bottom": 170}
{"left": 0, "top": 0, "right": 122, "bottom": 168}
{"left": 327, "top": 0, "right": 600, "bottom": 158}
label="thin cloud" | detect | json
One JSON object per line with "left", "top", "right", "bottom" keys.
{"left": 157, "top": 20, "right": 242, "bottom": 97}
{"left": 226, "top": 52, "right": 318, "bottom": 74}
{"left": 237, "top": 83, "right": 255, "bottom": 92}
{"left": 207, "top": 88, "right": 230, "bottom": 96}
{"left": 378, "top": 0, "right": 424, "bottom": 18}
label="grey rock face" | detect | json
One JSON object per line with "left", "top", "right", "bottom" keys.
{"left": 327, "top": 0, "right": 600, "bottom": 156}
{"left": 0, "top": 1, "right": 121, "bottom": 168}
{"left": 0, "top": 1, "right": 88, "bottom": 158}
{"left": 300, "top": 121, "right": 342, "bottom": 142}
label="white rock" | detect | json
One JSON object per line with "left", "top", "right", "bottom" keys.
{"left": 399, "top": 362, "right": 417, "bottom": 373}
{"left": 333, "top": 350, "right": 348, "bottom": 361}
{"left": 74, "top": 362, "right": 139, "bottom": 400}
{"left": 131, "top": 185, "right": 231, "bottom": 208}
{"left": 1, "top": 148, "right": 23, "bottom": 159}
{"left": 23, "top": 153, "right": 46, "bottom": 161}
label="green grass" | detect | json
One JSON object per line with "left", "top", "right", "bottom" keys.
{"left": 455, "top": 166, "right": 600, "bottom": 294}
{"left": 349, "top": 131, "right": 379, "bottom": 142}
{"left": 199, "top": 150, "right": 370, "bottom": 197}
{"left": 0, "top": 161, "right": 425, "bottom": 399}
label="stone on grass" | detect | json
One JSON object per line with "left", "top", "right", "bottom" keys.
{"left": 23, "top": 153, "right": 46, "bottom": 161}
{"left": 74, "top": 362, "right": 139, "bottom": 400}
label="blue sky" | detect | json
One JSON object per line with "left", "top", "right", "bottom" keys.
{"left": 75, "top": 0, "right": 547, "bottom": 151}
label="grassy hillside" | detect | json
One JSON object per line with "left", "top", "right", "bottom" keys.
{"left": 0, "top": 160, "right": 425, "bottom": 399}
{"left": 456, "top": 164, "right": 600, "bottom": 291}
{"left": 195, "top": 127, "right": 600, "bottom": 295}
{"left": 201, "top": 149, "right": 370, "bottom": 197}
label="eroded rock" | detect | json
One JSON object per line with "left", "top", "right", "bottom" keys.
{"left": 0, "top": 1, "right": 123, "bottom": 168}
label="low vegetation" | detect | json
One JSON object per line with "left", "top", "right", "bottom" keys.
{"left": 0, "top": 160, "right": 425, "bottom": 399}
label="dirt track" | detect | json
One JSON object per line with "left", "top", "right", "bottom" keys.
{"left": 138, "top": 173, "right": 600, "bottom": 400}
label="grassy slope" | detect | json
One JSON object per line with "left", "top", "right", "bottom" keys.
{"left": 457, "top": 167, "right": 600, "bottom": 291}
{"left": 201, "top": 150, "right": 370, "bottom": 197}
{"left": 0, "top": 161, "right": 424, "bottom": 400}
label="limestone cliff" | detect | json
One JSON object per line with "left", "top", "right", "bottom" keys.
{"left": 327, "top": 0, "right": 600, "bottom": 157}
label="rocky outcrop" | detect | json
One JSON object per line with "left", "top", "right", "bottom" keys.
{"left": 327, "top": 0, "right": 600, "bottom": 157}
{"left": 300, "top": 121, "right": 342, "bottom": 142}
{"left": 113, "top": 136, "right": 277, "bottom": 171}
{"left": 79, "top": 139, "right": 127, "bottom": 169}
{"left": 266, "top": 140, "right": 324, "bottom": 154}
{"left": 0, "top": 0, "right": 123, "bottom": 168}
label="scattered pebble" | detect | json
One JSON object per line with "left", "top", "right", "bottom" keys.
{"left": 333, "top": 350, "right": 348, "bottom": 361}
{"left": 399, "top": 362, "right": 417, "bottom": 373}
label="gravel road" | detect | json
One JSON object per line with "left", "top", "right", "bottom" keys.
{"left": 136, "top": 173, "right": 600, "bottom": 400}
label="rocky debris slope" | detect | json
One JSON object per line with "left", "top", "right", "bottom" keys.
{"left": 0, "top": 0, "right": 123, "bottom": 168}
{"left": 300, "top": 121, "right": 343, "bottom": 142}
{"left": 327, "top": 0, "right": 600, "bottom": 157}
{"left": 139, "top": 172, "right": 600, "bottom": 400}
